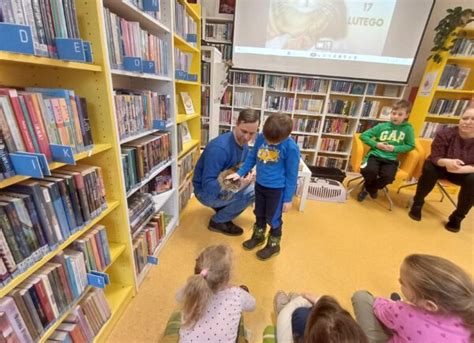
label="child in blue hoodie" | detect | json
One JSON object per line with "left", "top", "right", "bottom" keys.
{"left": 227, "top": 113, "right": 300, "bottom": 260}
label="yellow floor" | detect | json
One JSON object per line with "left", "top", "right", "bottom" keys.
{"left": 107, "top": 190, "right": 473, "bottom": 343}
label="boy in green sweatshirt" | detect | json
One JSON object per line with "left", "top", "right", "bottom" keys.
{"left": 358, "top": 100, "right": 415, "bottom": 201}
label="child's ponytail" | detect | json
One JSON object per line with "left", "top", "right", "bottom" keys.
{"left": 181, "top": 245, "right": 233, "bottom": 328}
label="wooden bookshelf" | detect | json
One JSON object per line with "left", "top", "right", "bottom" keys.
{"left": 410, "top": 27, "right": 474, "bottom": 137}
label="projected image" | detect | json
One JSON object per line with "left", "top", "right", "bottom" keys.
{"left": 265, "top": 0, "right": 347, "bottom": 51}
{"left": 265, "top": 0, "right": 396, "bottom": 55}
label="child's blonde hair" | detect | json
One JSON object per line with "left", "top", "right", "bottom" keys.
{"left": 181, "top": 245, "right": 233, "bottom": 328}
{"left": 403, "top": 254, "right": 474, "bottom": 336}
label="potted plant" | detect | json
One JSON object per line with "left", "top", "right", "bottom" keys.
{"left": 429, "top": 7, "right": 473, "bottom": 63}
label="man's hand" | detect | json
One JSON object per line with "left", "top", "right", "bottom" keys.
{"left": 282, "top": 202, "right": 292, "bottom": 213}
{"left": 226, "top": 173, "right": 241, "bottom": 181}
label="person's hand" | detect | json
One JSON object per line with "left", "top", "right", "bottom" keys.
{"left": 302, "top": 293, "right": 320, "bottom": 304}
{"left": 247, "top": 169, "right": 256, "bottom": 183}
{"left": 376, "top": 142, "right": 394, "bottom": 152}
{"left": 238, "top": 176, "right": 251, "bottom": 190}
{"left": 282, "top": 202, "right": 292, "bottom": 213}
{"left": 445, "top": 159, "right": 464, "bottom": 172}
{"left": 225, "top": 173, "right": 241, "bottom": 181}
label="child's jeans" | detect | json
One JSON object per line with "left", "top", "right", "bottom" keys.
{"left": 360, "top": 156, "right": 398, "bottom": 193}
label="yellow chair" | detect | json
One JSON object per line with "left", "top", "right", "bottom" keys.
{"left": 347, "top": 133, "right": 419, "bottom": 210}
{"left": 397, "top": 138, "right": 457, "bottom": 207}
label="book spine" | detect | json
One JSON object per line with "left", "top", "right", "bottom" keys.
{"left": 57, "top": 179, "right": 78, "bottom": 231}
{"left": 20, "top": 290, "right": 45, "bottom": 336}
{"left": 41, "top": 187, "right": 64, "bottom": 243}
{"left": 0, "top": 96, "right": 25, "bottom": 151}
{"left": 0, "top": 226, "right": 17, "bottom": 274}
{"left": 0, "top": 296, "right": 33, "bottom": 343}
{"left": 26, "top": 285, "right": 49, "bottom": 327}
{"left": 47, "top": 183, "right": 71, "bottom": 240}
{"left": 0, "top": 206, "right": 24, "bottom": 264}
{"left": 20, "top": 195, "right": 48, "bottom": 248}
{"left": 2, "top": 90, "right": 35, "bottom": 152}
{"left": 10, "top": 290, "right": 40, "bottom": 340}
{"left": 17, "top": 95, "right": 41, "bottom": 153}
{"left": 11, "top": 199, "right": 41, "bottom": 254}
{"left": 2, "top": 202, "right": 31, "bottom": 262}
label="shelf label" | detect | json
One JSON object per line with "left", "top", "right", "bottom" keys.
{"left": 186, "top": 34, "right": 197, "bottom": 43}
{"left": 55, "top": 38, "right": 86, "bottom": 62}
{"left": 91, "top": 271, "right": 110, "bottom": 284}
{"left": 50, "top": 144, "right": 76, "bottom": 164}
{"left": 147, "top": 256, "right": 159, "bottom": 265}
{"left": 123, "top": 57, "right": 142, "bottom": 72}
{"left": 83, "top": 41, "right": 93, "bottom": 63}
{"left": 175, "top": 70, "right": 187, "bottom": 80}
{"left": 87, "top": 273, "right": 106, "bottom": 288}
{"left": 143, "top": 0, "right": 159, "bottom": 11}
{"left": 9, "top": 153, "right": 44, "bottom": 178}
{"left": 186, "top": 73, "right": 198, "bottom": 82}
{"left": 153, "top": 119, "right": 167, "bottom": 130}
{"left": 0, "top": 23, "right": 34, "bottom": 55}
{"left": 142, "top": 60, "right": 156, "bottom": 74}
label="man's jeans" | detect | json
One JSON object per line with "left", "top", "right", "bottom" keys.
{"left": 194, "top": 184, "right": 255, "bottom": 223}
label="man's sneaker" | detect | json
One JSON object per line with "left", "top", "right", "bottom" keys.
{"left": 208, "top": 219, "right": 243, "bottom": 236}
{"left": 369, "top": 190, "right": 378, "bottom": 199}
{"left": 273, "top": 291, "right": 290, "bottom": 315}
{"left": 256, "top": 235, "right": 281, "bottom": 260}
{"left": 242, "top": 224, "right": 266, "bottom": 250}
{"left": 357, "top": 190, "right": 369, "bottom": 202}
{"left": 445, "top": 213, "right": 464, "bottom": 233}
{"left": 227, "top": 221, "right": 244, "bottom": 234}
{"left": 408, "top": 203, "right": 423, "bottom": 221}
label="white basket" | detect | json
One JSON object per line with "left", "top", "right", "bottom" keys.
{"left": 299, "top": 177, "right": 347, "bottom": 203}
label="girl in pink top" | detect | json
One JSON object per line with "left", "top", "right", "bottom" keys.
{"left": 353, "top": 254, "right": 473, "bottom": 343}
{"left": 177, "top": 245, "right": 256, "bottom": 343}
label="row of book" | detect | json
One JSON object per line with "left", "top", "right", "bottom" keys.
{"left": 103, "top": 7, "right": 169, "bottom": 74}
{"left": 0, "top": 87, "right": 93, "bottom": 164}
{"left": 234, "top": 72, "right": 265, "bottom": 87}
{"left": 121, "top": 132, "right": 171, "bottom": 193}
{"left": 72, "top": 225, "right": 111, "bottom": 274}
{"left": 320, "top": 138, "right": 346, "bottom": 152}
{"left": 221, "top": 88, "right": 233, "bottom": 106}
{"left": 294, "top": 99, "right": 324, "bottom": 114}
{"left": 178, "top": 148, "right": 196, "bottom": 186}
{"left": 203, "top": 42, "right": 232, "bottom": 61}
{"left": 450, "top": 37, "right": 474, "bottom": 56}
{"left": 0, "top": 165, "right": 107, "bottom": 284}
{"left": 293, "top": 78, "right": 329, "bottom": 94}
{"left": 1, "top": 0, "right": 81, "bottom": 58}
{"left": 234, "top": 91, "right": 255, "bottom": 108}
{"left": 175, "top": 48, "right": 194, "bottom": 73}
{"left": 322, "top": 118, "right": 351, "bottom": 135}
{"left": 330, "top": 81, "right": 366, "bottom": 95}
{"left": 428, "top": 98, "right": 470, "bottom": 116}
{"left": 356, "top": 120, "right": 379, "bottom": 133}
{"left": 361, "top": 101, "right": 392, "bottom": 119}
{"left": 293, "top": 118, "right": 320, "bottom": 133}
{"left": 178, "top": 179, "right": 193, "bottom": 212}
{"left": 438, "top": 64, "right": 470, "bottom": 89}
{"left": 147, "top": 167, "right": 172, "bottom": 195}
{"left": 291, "top": 135, "right": 317, "bottom": 150}
{"left": 128, "top": 193, "right": 154, "bottom": 235}
{"left": 174, "top": 1, "right": 197, "bottom": 45}
{"left": 316, "top": 156, "right": 347, "bottom": 169}
{"left": 219, "top": 109, "right": 233, "bottom": 125}
{"left": 202, "top": 62, "right": 211, "bottom": 85}
{"left": 266, "top": 75, "right": 296, "bottom": 91}
{"left": 204, "top": 22, "right": 233, "bottom": 42}
{"left": 265, "top": 95, "right": 294, "bottom": 112}
{"left": 420, "top": 123, "right": 457, "bottom": 139}
{"left": 46, "top": 288, "right": 111, "bottom": 343}
{"left": 114, "top": 90, "right": 170, "bottom": 141}
{"left": 328, "top": 99, "right": 359, "bottom": 117}
{"left": 201, "top": 87, "right": 210, "bottom": 117}
{"left": 132, "top": 211, "right": 168, "bottom": 277}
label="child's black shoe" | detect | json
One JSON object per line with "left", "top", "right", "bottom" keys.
{"left": 256, "top": 235, "right": 281, "bottom": 260}
{"left": 357, "top": 189, "right": 368, "bottom": 202}
{"left": 408, "top": 204, "right": 423, "bottom": 221}
{"left": 445, "top": 213, "right": 463, "bottom": 233}
{"left": 369, "top": 190, "right": 378, "bottom": 199}
{"left": 242, "top": 224, "right": 266, "bottom": 250}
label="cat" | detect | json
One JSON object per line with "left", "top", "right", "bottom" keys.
{"left": 217, "top": 164, "right": 242, "bottom": 200}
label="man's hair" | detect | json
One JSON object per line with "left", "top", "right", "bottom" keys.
{"left": 393, "top": 99, "right": 411, "bottom": 113}
{"left": 262, "top": 113, "right": 293, "bottom": 143}
{"left": 237, "top": 109, "right": 260, "bottom": 124}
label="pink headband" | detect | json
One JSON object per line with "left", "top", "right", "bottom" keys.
{"left": 200, "top": 268, "right": 209, "bottom": 278}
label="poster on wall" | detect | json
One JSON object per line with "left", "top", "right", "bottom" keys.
{"left": 219, "top": 0, "right": 235, "bottom": 14}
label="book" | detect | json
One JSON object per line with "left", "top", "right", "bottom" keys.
{"left": 379, "top": 106, "right": 392, "bottom": 119}
{"left": 0, "top": 296, "right": 33, "bottom": 343}
{"left": 180, "top": 92, "right": 195, "bottom": 114}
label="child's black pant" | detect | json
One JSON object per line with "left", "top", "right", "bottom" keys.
{"left": 254, "top": 183, "right": 284, "bottom": 236}
{"left": 360, "top": 156, "right": 398, "bottom": 194}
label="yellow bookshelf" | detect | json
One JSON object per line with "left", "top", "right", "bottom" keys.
{"left": 410, "top": 27, "right": 474, "bottom": 136}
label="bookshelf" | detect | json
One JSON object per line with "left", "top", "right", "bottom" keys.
{"left": 410, "top": 26, "right": 474, "bottom": 138}
{"left": 201, "top": 16, "right": 233, "bottom": 61}
{"left": 0, "top": 0, "right": 201, "bottom": 341}
{"left": 174, "top": 1, "right": 202, "bottom": 213}
{"left": 211, "top": 70, "right": 406, "bottom": 170}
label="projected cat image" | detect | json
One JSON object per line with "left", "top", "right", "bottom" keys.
{"left": 265, "top": 0, "right": 348, "bottom": 50}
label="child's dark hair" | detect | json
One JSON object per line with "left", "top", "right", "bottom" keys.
{"left": 263, "top": 113, "right": 293, "bottom": 143}
{"left": 393, "top": 99, "right": 411, "bottom": 113}
{"left": 301, "top": 296, "right": 368, "bottom": 343}
{"left": 403, "top": 254, "right": 474, "bottom": 337}
{"left": 181, "top": 245, "right": 233, "bottom": 328}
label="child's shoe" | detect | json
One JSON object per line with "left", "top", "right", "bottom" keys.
{"left": 273, "top": 291, "right": 290, "bottom": 314}
{"left": 256, "top": 235, "right": 281, "bottom": 260}
{"left": 445, "top": 212, "right": 464, "bottom": 233}
{"left": 357, "top": 189, "right": 369, "bottom": 202}
{"left": 408, "top": 203, "right": 423, "bottom": 221}
{"left": 368, "top": 190, "right": 378, "bottom": 199}
{"left": 242, "top": 224, "right": 266, "bottom": 250}
{"left": 288, "top": 292, "right": 301, "bottom": 301}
